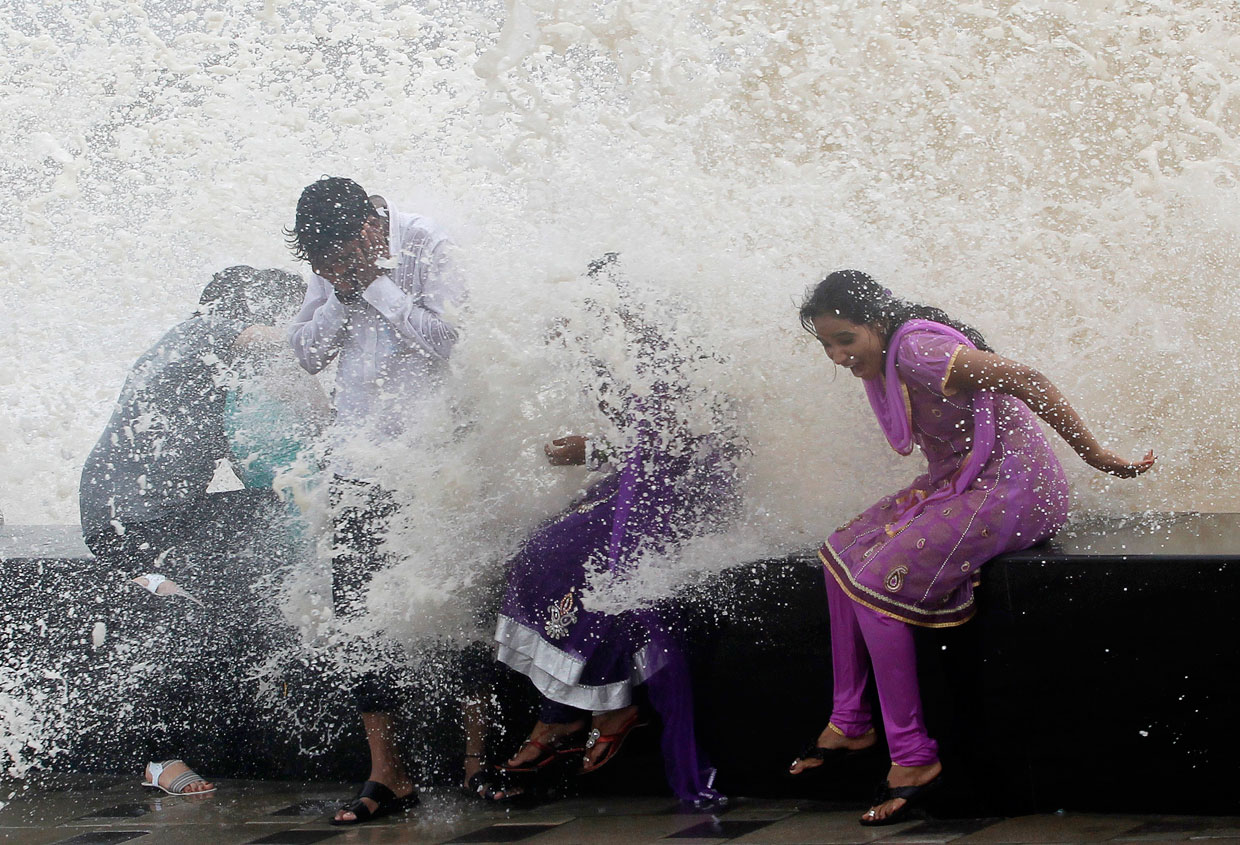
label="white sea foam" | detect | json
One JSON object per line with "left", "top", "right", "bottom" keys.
{"left": 3, "top": 0, "right": 1237, "bottom": 617}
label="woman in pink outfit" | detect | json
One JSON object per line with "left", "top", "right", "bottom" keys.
{"left": 790, "top": 270, "right": 1154, "bottom": 826}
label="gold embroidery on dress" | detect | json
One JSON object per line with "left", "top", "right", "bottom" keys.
{"left": 941, "top": 344, "right": 965, "bottom": 396}
{"left": 544, "top": 590, "right": 578, "bottom": 640}
{"left": 576, "top": 489, "right": 619, "bottom": 514}
{"left": 884, "top": 566, "right": 908, "bottom": 593}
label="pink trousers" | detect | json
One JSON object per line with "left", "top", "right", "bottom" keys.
{"left": 824, "top": 570, "right": 940, "bottom": 767}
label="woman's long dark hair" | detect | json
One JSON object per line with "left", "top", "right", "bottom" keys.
{"left": 798, "top": 269, "right": 993, "bottom": 353}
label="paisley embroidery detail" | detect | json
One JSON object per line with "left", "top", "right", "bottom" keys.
{"left": 544, "top": 590, "right": 578, "bottom": 640}
{"left": 960, "top": 561, "right": 972, "bottom": 572}
{"left": 884, "top": 565, "right": 908, "bottom": 593}
{"left": 916, "top": 538, "right": 926, "bottom": 549}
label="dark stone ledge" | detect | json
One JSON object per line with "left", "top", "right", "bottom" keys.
{"left": 1, "top": 514, "right": 1236, "bottom": 816}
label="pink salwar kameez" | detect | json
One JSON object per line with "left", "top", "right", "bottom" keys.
{"left": 820, "top": 320, "right": 1070, "bottom": 765}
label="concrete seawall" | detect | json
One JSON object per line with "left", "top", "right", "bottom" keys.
{"left": 2, "top": 515, "right": 1237, "bottom": 815}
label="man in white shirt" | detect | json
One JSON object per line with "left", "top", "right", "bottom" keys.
{"left": 286, "top": 177, "right": 463, "bottom": 825}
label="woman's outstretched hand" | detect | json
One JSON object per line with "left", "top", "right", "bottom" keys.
{"left": 1087, "top": 448, "right": 1156, "bottom": 478}
{"left": 943, "top": 349, "right": 1156, "bottom": 480}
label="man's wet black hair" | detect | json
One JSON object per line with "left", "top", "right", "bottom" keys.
{"left": 799, "top": 269, "right": 993, "bottom": 352}
{"left": 283, "top": 176, "right": 377, "bottom": 266}
{"left": 199, "top": 266, "right": 306, "bottom": 325}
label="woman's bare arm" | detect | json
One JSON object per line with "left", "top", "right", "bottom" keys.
{"left": 943, "top": 346, "right": 1155, "bottom": 478}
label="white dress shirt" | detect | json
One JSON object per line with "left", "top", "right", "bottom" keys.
{"left": 288, "top": 203, "right": 463, "bottom": 467}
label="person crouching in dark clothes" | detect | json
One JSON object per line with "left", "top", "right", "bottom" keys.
{"left": 79, "top": 265, "right": 309, "bottom": 796}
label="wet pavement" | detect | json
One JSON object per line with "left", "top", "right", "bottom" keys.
{"left": 1, "top": 776, "right": 1238, "bottom": 844}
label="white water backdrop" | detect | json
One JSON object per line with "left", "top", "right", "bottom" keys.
{"left": 4, "top": 0, "right": 1236, "bottom": 620}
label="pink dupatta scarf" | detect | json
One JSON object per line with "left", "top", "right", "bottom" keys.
{"left": 864, "top": 319, "right": 996, "bottom": 530}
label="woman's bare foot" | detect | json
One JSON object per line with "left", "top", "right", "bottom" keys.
{"left": 144, "top": 761, "right": 214, "bottom": 794}
{"left": 505, "top": 719, "right": 587, "bottom": 769}
{"left": 861, "top": 760, "right": 943, "bottom": 823}
{"left": 788, "top": 725, "right": 876, "bottom": 775}
{"left": 332, "top": 766, "right": 415, "bottom": 824}
{"left": 582, "top": 706, "right": 643, "bottom": 772}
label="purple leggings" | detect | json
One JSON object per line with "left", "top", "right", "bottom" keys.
{"left": 825, "top": 570, "right": 939, "bottom": 767}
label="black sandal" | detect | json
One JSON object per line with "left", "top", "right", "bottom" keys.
{"left": 788, "top": 730, "right": 877, "bottom": 776}
{"left": 468, "top": 767, "right": 538, "bottom": 803}
{"left": 462, "top": 754, "right": 491, "bottom": 800}
{"left": 329, "top": 780, "right": 419, "bottom": 826}
{"left": 858, "top": 772, "right": 944, "bottom": 826}
{"left": 464, "top": 771, "right": 499, "bottom": 799}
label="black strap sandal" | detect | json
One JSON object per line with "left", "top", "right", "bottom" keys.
{"left": 795, "top": 743, "right": 852, "bottom": 763}
{"left": 464, "top": 770, "right": 495, "bottom": 799}
{"left": 466, "top": 767, "right": 538, "bottom": 803}
{"left": 329, "top": 780, "right": 420, "bottom": 826}
{"left": 462, "top": 755, "right": 490, "bottom": 799}
{"left": 858, "top": 772, "right": 944, "bottom": 826}
{"left": 787, "top": 730, "right": 877, "bottom": 776}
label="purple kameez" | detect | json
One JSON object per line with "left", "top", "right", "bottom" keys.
{"left": 821, "top": 320, "right": 1071, "bottom": 627}
{"left": 495, "top": 379, "right": 736, "bottom": 805}
{"left": 817, "top": 319, "right": 1071, "bottom": 766}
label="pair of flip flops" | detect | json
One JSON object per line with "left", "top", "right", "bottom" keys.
{"left": 480, "top": 712, "right": 648, "bottom": 802}
{"left": 330, "top": 780, "right": 420, "bottom": 826}
{"left": 859, "top": 771, "right": 944, "bottom": 826}
{"left": 141, "top": 760, "right": 215, "bottom": 795}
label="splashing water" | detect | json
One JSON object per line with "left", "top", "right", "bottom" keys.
{"left": 2, "top": 0, "right": 1239, "bottom": 777}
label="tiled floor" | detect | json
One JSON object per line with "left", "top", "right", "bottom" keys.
{"left": 0, "top": 777, "right": 1237, "bottom": 844}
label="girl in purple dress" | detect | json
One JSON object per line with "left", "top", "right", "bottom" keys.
{"left": 488, "top": 257, "right": 740, "bottom": 807}
{"left": 789, "top": 270, "right": 1154, "bottom": 826}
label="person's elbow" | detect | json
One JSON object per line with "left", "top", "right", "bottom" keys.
{"left": 1006, "top": 366, "right": 1055, "bottom": 408}
{"left": 409, "top": 321, "right": 459, "bottom": 362}
{"left": 298, "top": 356, "right": 326, "bottom": 375}
{"left": 433, "top": 325, "right": 460, "bottom": 361}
